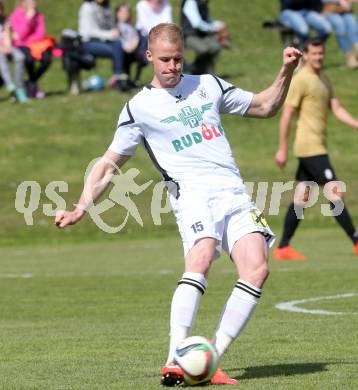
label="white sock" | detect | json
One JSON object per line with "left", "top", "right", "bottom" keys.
{"left": 166, "top": 272, "right": 207, "bottom": 364}
{"left": 213, "top": 279, "right": 262, "bottom": 357}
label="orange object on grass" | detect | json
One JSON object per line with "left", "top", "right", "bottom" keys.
{"left": 28, "top": 36, "right": 56, "bottom": 60}
{"left": 273, "top": 246, "right": 307, "bottom": 261}
{"left": 210, "top": 368, "right": 239, "bottom": 385}
{"left": 354, "top": 243, "right": 358, "bottom": 256}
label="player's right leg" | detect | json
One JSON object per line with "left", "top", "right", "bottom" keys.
{"left": 161, "top": 362, "right": 184, "bottom": 387}
{"left": 324, "top": 180, "right": 358, "bottom": 255}
{"left": 208, "top": 231, "right": 271, "bottom": 385}
{"left": 161, "top": 237, "right": 217, "bottom": 387}
{"left": 213, "top": 232, "right": 269, "bottom": 358}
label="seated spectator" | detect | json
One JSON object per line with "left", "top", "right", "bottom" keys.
{"left": 135, "top": 0, "right": 172, "bottom": 78}
{"left": 79, "top": 0, "right": 128, "bottom": 91}
{"left": 0, "top": 1, "right": 28, "bottom": 102}
{"left": 136, "top": 0, "right": 173, "bottom": 38}
{"left": 115, "top": 3, "right": 147, "bottom": 87}
{"left": 60, "top": 28, "right": 96, "bottom": 95}
{"left": 279, "top": 0, "right": 332, "bottom": 49}
{"left": 322, "top": 0, "right": 358, "bottom": 68}
{"left": 181, "top": 0, "right": 227, "bottom": 75}
{"left": 9, "top": 0, "right": 53, "bottom": 99}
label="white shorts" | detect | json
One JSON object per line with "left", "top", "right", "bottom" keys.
{"left": 168, "top": 184, "right": 275, "bottom": 259}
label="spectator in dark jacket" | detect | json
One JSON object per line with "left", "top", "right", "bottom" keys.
{"left": 181, "top": 0, "right": 228, "bottom": 75}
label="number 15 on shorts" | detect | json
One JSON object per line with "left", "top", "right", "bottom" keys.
{"left": 191, "top": 221, "right": 204, "bottom": 233}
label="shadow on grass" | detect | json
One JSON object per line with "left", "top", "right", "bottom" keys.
{"left": 44, "top": 89, "right": 68, "bottom": 98}
{"left": 152, "top": 361, "right": 358, "bottom": 384}
{"left": 228, "top": 362, "right": 329, "bottom": 379}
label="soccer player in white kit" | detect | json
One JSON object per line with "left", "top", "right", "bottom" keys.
{"left": 55, "top": 23, "right": 302, "bottom": 386}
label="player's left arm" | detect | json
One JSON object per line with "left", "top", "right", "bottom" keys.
{"left": 245, "top": 47, "right": 302, "bottom": 118}
{"left": 330, "top": 97, "right": 358, "bottom": 130}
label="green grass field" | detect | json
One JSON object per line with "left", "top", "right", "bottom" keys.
{"left": 1, "top": 230, "right": 358, "bottom": 389}
{"left": 1, "top": 0, "right": 358, "bottom": 388}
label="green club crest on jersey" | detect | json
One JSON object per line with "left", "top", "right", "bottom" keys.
{"left": 161, "top": 103, "right": 213, "bottom": 128}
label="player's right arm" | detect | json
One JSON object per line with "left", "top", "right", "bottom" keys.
{"left": 245, "top": 47, "right": 302, "bottom": 118}
{"left": 55, "top": 150, "right": 130, "bottom": 229}
{"left": 275, "top": 104, "right": 296, "bottom": 169}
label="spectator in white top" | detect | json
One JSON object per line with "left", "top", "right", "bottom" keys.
{"left": 136, "top": 0, "right": 173, "bottom": 38}
{"left": 79, "top": 0, "right": 128, "bottom": 90}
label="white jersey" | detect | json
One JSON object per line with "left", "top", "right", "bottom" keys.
{"left": 109, "top": 74, "right": 253, "bottom": 191}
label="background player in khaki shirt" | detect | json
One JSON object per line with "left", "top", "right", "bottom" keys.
{"left": 274, "top": 38, "right": 358, "bottom": 260}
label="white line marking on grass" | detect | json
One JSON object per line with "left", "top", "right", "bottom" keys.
{"left": 0, "top": 270, "right": 178, "bottom": 278}
{"left": 0, "top": 273, "right": 33, "bottom": 278}
{"left": 276, "top": 293, "right": 358, "bottom": 315}
{"left": 7, "top": 247, "right": 67, "bottom": 257}
{"left": 0, "top": 272, "right": 135, "bottom": 278}
{"left": 159, "top": 270, "right": 174, "bottom": 275}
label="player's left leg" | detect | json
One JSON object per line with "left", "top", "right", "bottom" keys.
{"left": 304, "top": 154, "right": 358, "bottom": 255}
{"left": 324, "top": 181, "right": 358, "bottom": 256}
{"left": 209, "top": 233, "right": 269, "bottom": 385}
{"left": 213, "top": 232, "right": 269, "bottom": 358}
{"left": 161, "top": 237, "right": 217, "bottom": 386}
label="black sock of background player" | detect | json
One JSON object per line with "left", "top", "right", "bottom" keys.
{"left": 279, "top": 203, "right": 301, "bottom": 248}
{"left": 330, "top": 202, "right": 358, "bottom": 244}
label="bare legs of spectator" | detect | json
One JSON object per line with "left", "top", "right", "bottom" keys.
{"left": 0, "top": 48, "right": 28, "bottom": 103}
{"left": 325, "top": 12, "right": 358, "bottom": 69}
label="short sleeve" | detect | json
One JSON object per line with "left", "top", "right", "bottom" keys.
{"left": 285, "top": 75, "right": 304, "bottom": 109}
{"left": 108, "top": 103, "right": 143, "bottom": 156}
{"left": 214, "top": 76, "right": 254, "bottom": 116}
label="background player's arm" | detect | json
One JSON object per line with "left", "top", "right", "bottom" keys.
{"left": 275, "top": 104, "right": 296, "bottom": 169}
{"left": 330, "top": 98, "right": 358, "bottom": 130}
{"left": 245, "top": 47, "right": 302, "bottom": 118}
{"left": 55, "top": 150, "right": 130, "bottom": 228}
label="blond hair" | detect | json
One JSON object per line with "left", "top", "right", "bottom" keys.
{"left": 148, "top": 23, "right": 184, "bottom": 51}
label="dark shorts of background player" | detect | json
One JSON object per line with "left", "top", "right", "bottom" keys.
{"left": 295, "top": 154, "right": 337, "bottom": 185}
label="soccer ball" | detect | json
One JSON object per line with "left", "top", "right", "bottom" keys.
{"left": 82, "top": 75, "right": 105, "bottom": 91}
{"left": 174, "top": 336, "right": 219, "bottom": 385}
